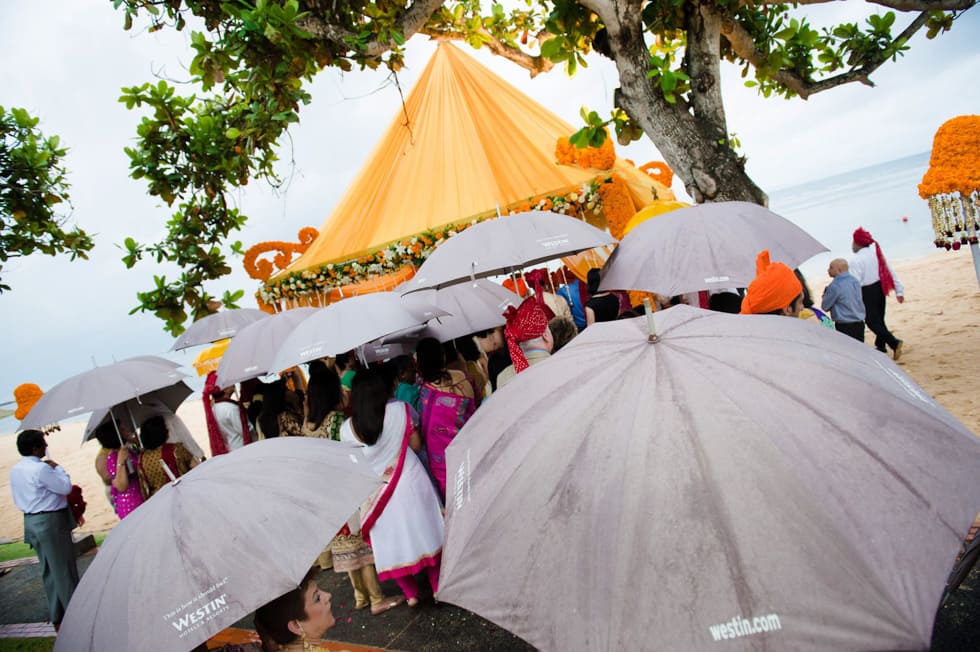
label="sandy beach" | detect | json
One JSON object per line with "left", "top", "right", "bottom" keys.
{"left": 1, "top": 249, "right": 978, "bottom": 541}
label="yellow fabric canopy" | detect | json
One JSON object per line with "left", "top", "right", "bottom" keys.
{"left": 279, "top": 43, "right": 670, "bottom": 279}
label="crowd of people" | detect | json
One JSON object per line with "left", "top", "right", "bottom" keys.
{"left": 8, "top": 226, "right": 907, "bottom": 646}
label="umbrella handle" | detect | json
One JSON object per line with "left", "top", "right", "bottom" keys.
{"left": 161, "top": 459, "right": 178, "bottom": 483}
{"left": 643, "top": 298, "right": 659, "bottom": 343}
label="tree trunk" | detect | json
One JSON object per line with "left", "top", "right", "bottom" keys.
{"left": 589, "top": 0, "right": 768, "bottom": 206}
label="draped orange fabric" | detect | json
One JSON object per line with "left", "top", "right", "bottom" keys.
{"left": 278, "top": 43, "right": 671, "bottom": 279}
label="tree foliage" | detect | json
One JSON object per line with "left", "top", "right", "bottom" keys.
{"left": 113, "top": 0, "right": 975, "bottom": 335}
{"left": 0, "top": 105, "right": 94, "bottom": 293}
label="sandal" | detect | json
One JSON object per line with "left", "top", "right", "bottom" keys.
{"left": 370, "top": 595, "right": 406, "bottom": 615}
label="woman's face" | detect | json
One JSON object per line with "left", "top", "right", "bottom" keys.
{"left": 296, "top": 583, "right": 335, "bottom": 639}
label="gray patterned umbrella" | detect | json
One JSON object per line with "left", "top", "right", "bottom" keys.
{"left": 54, "top": 437, "right": 381, "bottom": 652}
{"left": 598, "top": 201, "right": 827, "bottom": 296}
{"left": 439, "top": 306, "right": 980, "bottom": 651}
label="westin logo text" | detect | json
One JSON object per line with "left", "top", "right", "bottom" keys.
{"left": 708, "top": 613, "right": 782, "bottom": 641}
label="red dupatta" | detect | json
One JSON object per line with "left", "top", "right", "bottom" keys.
{"left": 360, "top": 403, "right": 414, "bottom": 545}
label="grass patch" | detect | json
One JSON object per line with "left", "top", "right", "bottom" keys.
{"left": 0, "top": 533, "right": 106, "bottom": 563}
{"left": 0, "top": 639, "right": 55, "bottom": 652}
{"left": 0, "top": 542, "right": 33, "bottom": 563}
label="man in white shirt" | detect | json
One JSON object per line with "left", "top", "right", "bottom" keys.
{"left": 9, "top": 429, "right": 80, "bottom": 628}
{"left": 211, "top": 386, "right": 250, "bottom": 451}
{"left": 850, "top": 227, "right": 905, "bottom": 359}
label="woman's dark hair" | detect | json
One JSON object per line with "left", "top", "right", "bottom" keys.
{"left": 253, "top": 569, "right": 317, "bottom": 648}
{"left": 416, "top": 337, "right": 450, "bottom": 384}
{"left": 306, "top": 367, "right": 342, "bottom": 431}
{"left": 587, "top": 268, "right": 602, "bottom": 295}
{"left": 16, "top": 429, "right": 46, "bottom": 457}
{"left": 442, "top": 340, "right": 459, "bottom": 365}
{"left": 708, "top": 292, "right": 743, "bottom": 314}
{"left": 140, "top": 415, "right": 170, "bottom": 450}
{"left": 454, "top": 336, "right": 481, "bottom": 362}
{"left": 307, "top": 359, "right": 329, "bottom": 382}
{"left": 795, "top": 269, "right": 814, "bottom": 308}
{"left": 349, "top": 368, "right": 389, "bottom": 446}
{"left": 93, "top": 420, "right": 124, "bottom": 450}
{"left": 258, "top": 379, "right": 287, "bottom": 438}
{"left": 335, "top": 352, "right": 353, "bottom": 372}
{"left": 392, "top": 354, "right": 416, "bottom": 380}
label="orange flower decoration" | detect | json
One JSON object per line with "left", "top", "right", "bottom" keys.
{"left": 14, "top": 383, "right": 43, "bottom": 421}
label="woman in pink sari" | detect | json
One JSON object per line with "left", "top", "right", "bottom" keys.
{"left": 92, "top": 420, "right": 143, "bottom": 519}
{"left": 416, "top": 337, "right": 476, "bottom": 501}
{"left": 340, "top": 369, "right": 444, "bottom": 606}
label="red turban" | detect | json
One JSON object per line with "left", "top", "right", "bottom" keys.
{"left": 740, "top": 250, "right": 803, "bottom": 315}
{"left": 852, "top": 227, "right": 896, "bottom": 296}
{"left": 503, "top": 295, "right": 555, "bottom": 374}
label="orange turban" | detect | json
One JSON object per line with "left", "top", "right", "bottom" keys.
{"left": 14, "top": 383, "right": 43, "bottom": 421}
{"left": 739, "top": 250, "right": 803, "bottom": 315}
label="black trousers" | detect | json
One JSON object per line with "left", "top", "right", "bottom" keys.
{"left": 834, "top": 321, "right": 865, "bottom": 342}
{"left": 861, "top": 281, "right": 899, "bottom": 352}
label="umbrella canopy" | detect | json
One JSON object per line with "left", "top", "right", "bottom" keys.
{"left": 19, "top": 357, "right": 187, "bottom": 430}
{"left": 401, "top": 279, "right": 521, "bottom": 342}
{"left": 400, "top": 211, "right": 616, "bottom": 293}
{"left": 54, "top": 437, "right": 382, "bottom": 652}
{"left": 268, "top": 292, "right": 449, "bottom": 373}
{"left": 438, "top": 306, "right": 980, "bottom": 651}
{"left": 170, "top": 308, "right": 269, "bottom": 351}
{"left": 598, "top": 201, "right": 828, "bottom": 296}
{"left": 215, "top": 307, "right": 319, "bottom": 389}
{"left": 82, "top": 380, "right": 193, "bottom": 444}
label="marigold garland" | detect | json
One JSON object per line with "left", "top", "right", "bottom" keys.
{"left": 919, "top": 115, "right": 980, "bottom": 250}
{"left": 597, "top": 175, "right": 636, "bottom": 240}
{"left": 639, "top": 162, "right": 674, "bottom": 190}
{"left": 14, "top": 383, "right": 43, "bottom": 421}
{"left": 254, "top": 164, "right": 668, "bottom": 307}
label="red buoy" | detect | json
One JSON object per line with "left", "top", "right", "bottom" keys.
{"left": 901, "top": 216, "right": 909, "bottom": 223}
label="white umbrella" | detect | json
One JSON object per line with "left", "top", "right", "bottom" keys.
{"left": 268, "top": 292, "right": 448, "bottom": 373}
{"left": 598, "top": 201, "right": 828, "bottom": 295}
{"left": 439, "top": 306, "right": 980, "bottom": 651}
{"left": 20, "top": 356, "right": 187, "bottom": 430}
{"left": 54, "top": 437, "right": 381, "bottom": 652}
{"left": 401, "top": 279, "right": 521, "bottom": 342}
{"left": 400, "top": 211, "right": 616, "bottom": 293}
{"left": 170, "top": 308, "right": 269, "bottom": 351}
{"left": 215, "top": 307, "right": 319, "bottom": 388}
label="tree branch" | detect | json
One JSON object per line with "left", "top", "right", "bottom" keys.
{"left": 685, "top": 2, "right": 728, "bottom": 139}
{"left": 757, "top": 0, "right": 974, "bottom": 8}
{"left": 720, "top": 11, "right": 931, "bottom": 99}
{"left": 297, "top": 0, "right": 448, "bottom": 56}
{"left": 418, "top": 28, "right": 556, "bottom": 76}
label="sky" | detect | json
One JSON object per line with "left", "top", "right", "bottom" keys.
{"left": 1, "top": 1, "right": 978, "bottom": 414}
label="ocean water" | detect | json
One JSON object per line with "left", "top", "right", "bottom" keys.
{"left": 768, "top": 151, "right": 936, "bottom": 281}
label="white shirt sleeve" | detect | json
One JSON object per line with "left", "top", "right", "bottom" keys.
{"left": 39, "top": 463, "right": 72, "bottom": 496}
